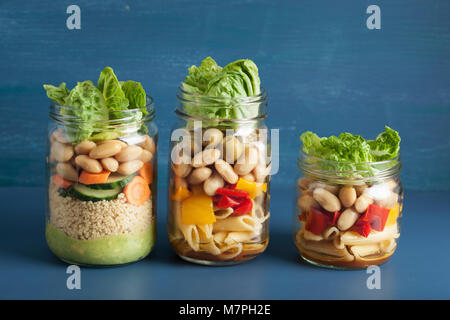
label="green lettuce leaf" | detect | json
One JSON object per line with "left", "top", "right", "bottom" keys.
{"left": 43, "top": 82, "right": 70, "bottom": 105}
{"left": 120, "top": 80, "right": 148, "bottom": 116}
{"left": 64, "top": 80, "right": 108, "bottom": 142}
{"left": 181, "top": 57, "right": 262, "bottom": 122}
{"left": 97, "top": 67, "right": 129, "bottom": 116}
{"left": 184, "top": 57, "right": 222, "bottom": 94}
{"left": 368, "top": 126, "right": 401, "bottom": 161}
{"left": 222, "top": 59, "right": 260, "bottom": 96}
{"left": 205, "top": 71, "right": 249, "bottom": 97}
{"left": 299, "top": 127, "right": 401, "bottom": 177}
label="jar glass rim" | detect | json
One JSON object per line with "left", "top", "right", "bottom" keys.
{"left": 175, "top": 86, "right": 267, "bottom": 122}
{"left": 298, "top": 149, "right": 401, "bottom": 182}
{"left": 177, "top": 86, "right": 267, "bottom": 105}
{"left": 49, "top": 96, "right": 155, "bottom": 125}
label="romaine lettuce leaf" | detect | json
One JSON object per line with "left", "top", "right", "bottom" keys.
{"left": 97, "top": 67, "right": 129, "bottom": 116}
{"left": 181, "top": 57, "right": 262, "bottom": 122}
{"left": 222, "top": 59, "right": 260, "bottom": 96}
{"left": 299, "top": 127, "right": 401, "bottom": 177}
{"left": 120, "top": 80, "right": 148, "bottom": 116}
{"left": 64, "top": 80, "right": 108, "bottom": 142}
{"left": 368, "top": 126, "right": 401, "bottom": 161}
{"left": 43, "top": 82, "right": 70, "bottom": 105}
{"left": 184, "top": 57, "right": 222, "bottom": 94}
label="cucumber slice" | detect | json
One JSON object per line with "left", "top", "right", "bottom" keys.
{"left": 69, "top": 184, "right": 121, "bottom": 202}
{"left": 87, "top": 173, "right": 135, "bottom": 190}
{"left": 58, "top": 187, "right": 68, "bottom": 198}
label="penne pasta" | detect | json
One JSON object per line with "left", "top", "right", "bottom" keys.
{"left": 213, "top": 215, "right": 261, "bottom": 233}
{"left": 213, "top": 231, "right": 228, "bottom": 244}
{"left": 303, "top": 230, "right": 324, "bottom": 241}
{"left": 224, "top": 230, "right": 260, "bottom": 244}
{"left": 349, "top": 243, "right": 382, "bottom": 257}
{"left": 199, "top": 240, "right": 221, "bottom": 256}
{"left": 333, "top": 235, "right": 345, "bottom": 249}
{"left": 341, "top": 224, "right": 399, "bottom": 246}
{"left": 218, "top": 243, "right": 243, "bottom": 260}
{"left": 322, "top": 226, "right": 340, "bottom": 240}
{"left": 296, "top": 231, "right": 354, "bottom": 261}
{"left": 214, "top": 207, "right": 234, "bottom": 220}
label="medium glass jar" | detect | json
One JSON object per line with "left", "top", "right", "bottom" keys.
{"left": 294, "top": 151, "right": 403, "bottom": 269}
{"left": 46, "top": 99, "right": 158, "bottom": 266}
{"left": 167, "top": 87, "right": 271, "bottom": 265}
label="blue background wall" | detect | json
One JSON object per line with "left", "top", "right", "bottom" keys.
{"left": 0, "top": 0, "right": 449, "bottom": 190}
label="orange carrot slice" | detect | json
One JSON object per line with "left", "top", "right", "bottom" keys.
{"left": 124, "top": 176, "right": 151, "bottom": 206}
{"left": 79, "top": 170, "right": 111, "bottom": 185}
{"left": 53, "top": 174, "right": 74, "bottom": 189}
{"left": 138, "top": 162, "right": 153, "bottom": 184}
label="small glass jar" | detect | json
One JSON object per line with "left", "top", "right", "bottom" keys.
{"left": 167, "top": 87, "right": 271, "bottom": 265}
{"left": 294, "top": 151, "right": 403, "bottom": 269}
{"left": 46, "top": 99, "right": 158, "bottom": 266}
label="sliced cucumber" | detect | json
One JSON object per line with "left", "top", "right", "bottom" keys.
{"left": 69, "top": 184, "right": 122, "bottom": 202}
{"left": 58, "top": 187, "right": 68, "bottom": 198}
{"left": 87, "top": 173, "right": 135, "bottom": 190}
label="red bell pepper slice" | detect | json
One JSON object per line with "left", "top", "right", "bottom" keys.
{"left": 352, "top": 219, "right": 372, "bottom": 237}
{"left": 215, "top": 195, "right": 240, "bottom": 209}
{"left": 328, "top": 211, "right": 341, "bottom": 225}
{"left": 232, "top": 198, "right": 253, "bottom": 216}
{"left": 365, "top": 204, "right": 390, "bottom": 232}
{"left": 216, "top": 187, "right": 249, "bottom": 199}
{"left": 305, "top": 207, "right": 330, "bottom": 235}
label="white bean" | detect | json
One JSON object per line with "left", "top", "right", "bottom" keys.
{"left": 89, "top": 141, "right": 123, "bottom": 159}
{"left": 74, "top": 140, "right": 96, "bottom": 155}
{"left": 187, "top": 167, "right": 212, "bottom": 185}
{"left": 56, "top": 162, "right": 78, "bottom": 182}
{"left": 313, "top": 188, "right": 341, "bottom": 212}
{"left": 354, "top": 194, "right": 374, "bottom": 213}
{"left": 214, "top": 159, "right": 238, "bottom": 184}
{"left": 337, "top": 208, "right": 359, "bottom": 231}
{"left": 339, "top": 186, "right": 357, "bottom": 208}
{"left": 51, "top": 142, "right": 74, "bottom": 162}
{"left": 74, "top": 155, "right": 103, "bottom": 173}
{"left": 203, "top": 173, "right": 225, "bottom": 196}
{"left": 114, "top": 145, "right": 143, "bottom": 162}
{"left": 117, "top": 160, "right": 143, "bottom": 175}
{"left": 192, "top": 149, "right": 221, "bottom": 168}
{"left": 234, "top": 147, "right": 258, "bottom": 175}
{"left": 101, "top": 157, "right": 119, "bottom": 172}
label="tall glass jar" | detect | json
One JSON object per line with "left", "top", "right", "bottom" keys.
{"left": 294, "top": 151, "right": 403, "bottom": 269}
{"left": 46, "top": 99, "right": 157, "bottom": 266}
{"left": 167, "top": 87, "right": 271, "bottom": 265}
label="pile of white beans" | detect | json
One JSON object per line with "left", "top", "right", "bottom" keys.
{"left": 297, "top": 177, "right": 399, "bottom": 232}
{"left": 171, "top": 128, "right": 271, "bottom": 196}
{"left": 49, "top": 128, "right": 156, "bottom": 182}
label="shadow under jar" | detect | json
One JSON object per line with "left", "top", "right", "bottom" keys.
{"left": 294, "top": 151, "right": 403, "bottom": 269}
{"left": 167, "top": 87, "right": 271, "bottom": 266}
{"left": 46, "top": 98, "right": 158, "bottom": 266}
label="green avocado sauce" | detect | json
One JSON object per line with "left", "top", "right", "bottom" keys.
{"left": 46, "top": 222, "right": 156, "bottom": 266}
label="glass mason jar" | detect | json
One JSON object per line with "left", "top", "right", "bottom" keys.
{"left": 167, "top": 87, "right": 271, "bottom": 265}
{"left": 294, "top": 151, "right": 403, "bottom": 269}
{"left": 45, "top": 99, "right": 158, "bottom": 266}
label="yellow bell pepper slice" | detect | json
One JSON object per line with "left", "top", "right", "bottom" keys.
{"left": 386, "top": 203, "right": 400, "bottom": 226}
{"left": 171, "top": 185, "right": 191, "bottom": 201}
{"left": 235, "top": 178, "right": 267, "bottom": 199}
{"left": 181, "top": 194, "right": 216, "bottom": 225}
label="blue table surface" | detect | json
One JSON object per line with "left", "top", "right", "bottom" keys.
{"left": 0, "top": 185, "right": 449, "bottom": 300}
